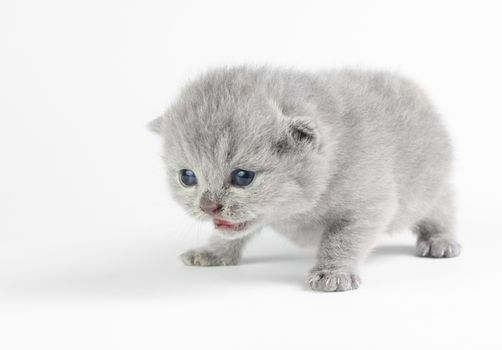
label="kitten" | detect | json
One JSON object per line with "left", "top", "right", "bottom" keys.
{"left": 149, "top": 66, "right": 461, "bottom": 292}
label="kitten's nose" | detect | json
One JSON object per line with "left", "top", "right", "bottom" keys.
{"left": 200, "top": 201, "right": 222, "bottom": 216}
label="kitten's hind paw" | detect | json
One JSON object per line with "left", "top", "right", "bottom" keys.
{"left": 416, "top": 238, "right": 461, "bottom": 258}
{"left": 308, "top": 268, "right": 361, "bottom": 292}
{"left": 180, "top": 249, "right": 239, "bottom": 267}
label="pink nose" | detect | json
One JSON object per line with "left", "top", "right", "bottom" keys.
{"left": 200, "top": 201, "right": 222, "bottom": 216}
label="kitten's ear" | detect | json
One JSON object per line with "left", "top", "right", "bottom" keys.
{"left": 277, "top": 117, "right": 322, "bottom": 153}
{"left": 147, "top": 116, "right": 163, "bottom": 134}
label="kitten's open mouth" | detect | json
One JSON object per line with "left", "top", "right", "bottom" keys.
{"left": 213, "top": 218, "right": 248, "bottom": 231}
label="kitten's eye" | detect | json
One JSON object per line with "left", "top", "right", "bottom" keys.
{"left": 231, "top": 169, "right": 255, "bottom": 187}
{"left": 179, "top": 169, "right": 197, "bottom": 186}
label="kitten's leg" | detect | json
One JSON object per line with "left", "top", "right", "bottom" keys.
{"left": 308, "top": 219, "right": 385, "bottom": 292}
{"left": 180, "top": 233, "right": 254, "bottom": 266}
{"left": 414, "top": 188, "right": 461, "bottom": 258}
{"left": 309, "top": 202, "right": 396, "bottom": 292}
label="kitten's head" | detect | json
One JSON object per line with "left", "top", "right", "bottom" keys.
{"left": 150, "top": 68, "right": 331, "bottom": 239}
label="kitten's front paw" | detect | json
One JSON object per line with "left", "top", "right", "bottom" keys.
{"left": 416, "top": 238, "right": 461, "bottom": 258}
{"left": 308, "top": 267, "right": 361, "bottom": 292}
{"left": 180, "top": 249, "right": 239, "bottom": 267}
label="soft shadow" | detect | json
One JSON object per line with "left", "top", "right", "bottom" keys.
{"left": 6, "top": 244, "right": 419, "bottom": 299}
{"left": 241, "top": 253, "right": 313, "bottom": 265}
{"left": 6, "top": 249, "right": 313, "bottom": 298}
{"left": 368, "top": 244, "right": 416, "bottom": 261}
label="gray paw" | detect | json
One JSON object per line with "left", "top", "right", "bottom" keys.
{"left": 179, "top": 249, "right": 239, "bottom": 266}
{"left": 416, "top": 238, "right": 461, "bottom": 258}
{"left": 308, "top": 268, "right": 361, "bottom": 292}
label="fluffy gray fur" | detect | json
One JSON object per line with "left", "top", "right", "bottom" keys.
{"left": 149, "top": 66, "right": 461, "bottom": 292}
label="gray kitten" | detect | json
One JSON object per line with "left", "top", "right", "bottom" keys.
{"left": 149, "top": 66, "right": 461, "bottom": 292}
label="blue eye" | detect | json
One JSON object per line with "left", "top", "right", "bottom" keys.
{"left": 231, "top": 169, "right": 255, "bottom": 187}
{"left": 180, "top": 169, "right": 197, "bottom": 186}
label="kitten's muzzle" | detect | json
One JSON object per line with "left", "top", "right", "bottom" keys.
{"left": 199, "top": 196, "right": 253, "bottom": 232}
{"left": 200, "top": 201, "right": 222, "bottom": 216}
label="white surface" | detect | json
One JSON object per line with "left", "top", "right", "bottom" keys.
{"left": 1, "top": 0, "right": 501, "bottom": 349}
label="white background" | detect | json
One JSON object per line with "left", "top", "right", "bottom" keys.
{"left": 1, "top": 0, "right": 501, "bottom": 349}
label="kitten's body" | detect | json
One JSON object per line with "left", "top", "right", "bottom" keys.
{"left": 151, "top": 66, "right": 460, "bottom": 292}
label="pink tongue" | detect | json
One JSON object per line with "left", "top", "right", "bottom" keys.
{"left": 214, "top": 219, "right": 239, "bottom": 229}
